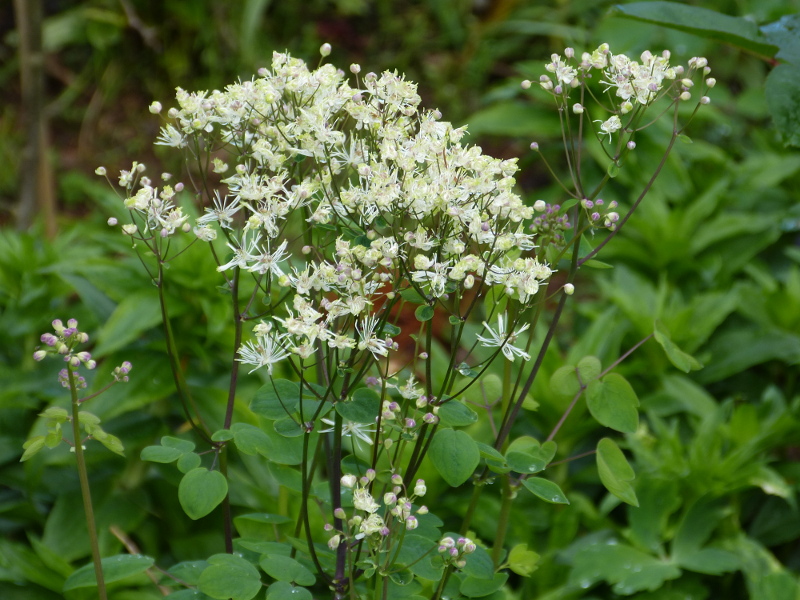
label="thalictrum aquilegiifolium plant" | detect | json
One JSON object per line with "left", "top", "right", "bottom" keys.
{"left": 28, "top": 42, "right": 712, "bottom": 600}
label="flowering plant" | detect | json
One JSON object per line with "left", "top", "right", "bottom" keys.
{"left": 27, "top": 42, "right": 711, "bottom": 599}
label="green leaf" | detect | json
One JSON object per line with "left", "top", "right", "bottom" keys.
{"left": 459, "top": 573, "right": 508, "bottom": 598}
{"left": 198, "top": 553, "right": 262, "bottom": 600}
{"left": 20, "top": 436, "right": 46, "bottom": 461}
{"left": 44, "top": 424, "right": 61, "bottom": 448}
{"left": 95, "top": 432, "right": 125, "bottom": 456}
{"left": 762, "top": 14, "right": 800, "bottom": 65}
{"left": 596, "top": 438, "right": 638, "bottom": 507}
{"left": 570, "top": 542, "right": 681, "bottom": 594}
{"left": 394, "top": 534, "right": 444, "bottom": 580}
{"left": 437, "top": 399, "right": 478, "bottom": 427}
{"left": 550, "top": 365, "right": 579, "bottom": 397}
{"left": 93, "top": 290, "right": 162, "bottom": 357}
{"left": 336, "top": 387, "right": 380, "bottom": 424}
{"left": 610, "top": 1, "right": 778, "bottom": 57}
{"left": 63, "top": 554, "right": 154, "bottom": 590}
{"left": 40, "top": 407, "right": 69, "bottom": 422}
{"left": 141, "top": 445, "right": 183, "bottom": 463}
{"left": 161, "top": 436, "right": 196, "bottom": 452}
{"left": 231, "top": 422, "right": 272, "bottom": 456}
{"left": 166, "top": 560, "right": 209, "bottom": 586}
{"left": 576, "top": 356, "right": 602, "bottom": 383}
{"left": 654, "top": 321, "right": 703, "bottom": 372}
{"left": 176, "top": 451, "right": 202, "bottom": 473}
{"left": 461, "top": 546, "right": 495, "bottom": 579}
{"left": 766, "top": 64, "right": 800, "bottom": 148}
{"left": 178, "top": 468, "right": 228, "bottom": 520}
{"left": 274, "top": 417, "right": 304, "bottom": 437}
{"left": 586, "top": 373, "right": 640, "bottom": 433}
{"left": 266, "top": 581, "right": 313, "bottom": 600}
{"left": 521, "top": 477, "right": 569, "bottom": 504}
{"left": 415, "top": 305, "right": 435, "bottom": 322}
{"left": 259, "top": 555, "right": 315, "bottom": 586}
{"left": 428, "top": 429, "right": 480, "bottom": 487}
{"left": 671, "top": 498, "right": 727, "bottom": 560}
{"left": 508, "top": 543, "right": 540, "bottom": 577}
{"left": 211, "top": 429, "right": 234, "bottom": 442}
{"left": 675, "top": 548, "right": 739, "bottom": 575}
{"left": 399, "top": 287, "right": 427, "bottom": 304}
{"left": 505, "top": 436, "right": 555, "bottom": 474}
{"left": 251, "top": 379, "right": 301, "bottom": 419}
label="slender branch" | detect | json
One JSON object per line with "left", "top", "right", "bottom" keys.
{"left": 68, "top": 369, "right": 107, "bottom": 600}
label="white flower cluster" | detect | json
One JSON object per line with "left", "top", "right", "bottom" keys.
{"left": 132, "top": 49, "right": 554, "bottom": 372}
{"left": 327, "top": 471, "right": 429, "bottom": 551}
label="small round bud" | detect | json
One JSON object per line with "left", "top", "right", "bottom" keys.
{"left": 319, "top": 43, "right": 332, "bottom": 57}
{"left": 149, "top": 101, "right": 162, "bottom": 114}
{"left": 564, "top": 283, "right": 575, "bottom": 296}
{"left": 530, "top": 142, "right": 539, "bottom": 151}
{"left": 700, "top": 96, "right": 710, "bottom": 105}
{"left": 627, "top": 140, "right": 636, "bottom": 150}
{"left": 341, "top": 474, "right": 357, "bottom": 488}
{"left": 565, "top": 47, "right": 574, "bottom": 58}
{"left": 706, "top": 77, "right": 716, "bottom": 88}
{"left": 350, "top": 63, "right": 361, "bottom": 74}
{"left": 33, "top": 350, "right": 47, "bottom": 361}
{"left": 520, "top": 80, "right": 532, "bottom": 89}
{"left": 680, "top": 91, "right": 692, "bottom": 101}
{"left": 107, "top": 217, "right": 118, "bottom": 226}
{"left": 572, "top": 103, "right": 584, "bottom": 114}
{"left": 174, "top": 182, "right": 184, "bottom": 192}
{"left": 681, "top": 78, "right": 694, "bottom": 88}
{"left": 391, "top": 473, "right": 403, "bottom": 486}
{"left": 95, "top": 166, "right": 107, "bottom": 176}
{"left": 135, "top": 163, "right": 146, "bottom": 173}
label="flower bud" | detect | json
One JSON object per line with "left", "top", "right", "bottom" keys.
{"left": 520, "top": 80, "right": 532, "bottom": 89}
{"left": 680, "top": 91, "right": 691, "bottom": 101}
{"left": 530, "top": 142, "right": 539, "bottom": 151}
{"left": 95, "top": 166, "right": 107, "bottom": 176}
{"left": 564, "top": 283, "right": 575, "bottom": 295}
{"left": 320, "top": 43, "right": 332, "bottom": 57}
{"left": 341, "top": 474, "right": 357, "bottom": 488}
{"left": 700, "top": 96, "right": 710, "bottom": 105}
{"left": 149, "top": 101, "right": 162, "bottom": 114}
{"left": 627, "top": 141, "right": 636, "bottom": 150}
{"left": 572, "top": 103, "right": 584, "bottom": 114}
{"left": 33, "top": 350, "right": 47, "bottom": 361}
{"left": 414, "top": 479, "right": 427, "bottom": 496}
{"left": 334, "top": 507, "right": 347, "bottom": 519}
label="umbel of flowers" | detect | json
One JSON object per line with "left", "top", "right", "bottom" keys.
{"left": 92, "top": 43, "right": 711, "bottom": 598}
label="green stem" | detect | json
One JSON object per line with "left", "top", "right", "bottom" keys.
{"left": 68, "top": 369, "right": 107, "bottom": 600}
{"left": 490, "top": 476, "right": 513, "bottom": 566}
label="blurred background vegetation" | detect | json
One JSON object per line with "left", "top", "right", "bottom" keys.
{"left": 2, "top": 1, "right": 800, "bottom": 599}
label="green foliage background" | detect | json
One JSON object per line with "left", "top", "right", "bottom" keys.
{"left": 1, "top": 1, "right": 800, "bottom": 599}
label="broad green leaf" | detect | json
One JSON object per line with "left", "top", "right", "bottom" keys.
{"left": 165, "top": 590, "right": 214, "bottom": 599}
{"left": 21, "top": 436, "right": 46, "bottom": 462}
{"left": 231, "top": 422, "right": 271, "bottom": 456}
{"left": 259, "top": 555, "right": 315, "bottom": 586}
{"left": 95, "top": 431, "right": 125, "bottom": 456}
{"left": 762, "top": 14, "right": 800, "bottom": 64}
{"left": 465, "top": 100, "right": 561, "bottom": 138}
{"left": 211, "top": 429, "right": 234, "bottom": 442}
{"left": 461, "top": 545, "right": 495, "bottom": 580}
{"left": 522, "top": 477, "right": 569, "bottom": 504}
{"left": 429, "top": 429, "right": 480, "bottom": 487}
{"left": 167, "top": 560, "right": 209, "bottom": 586}
{"left": 766, "top": 64, "right": 800, "bottom": 148}
{"left": 415, "top": 305, "right": 435, "bottom": 322}
{"left": 437, "top": 399, "right": 478, "bottom": 427}
{"left": 459, "top": 573, "right": 508, "bottom": 598}
{"left": 198, "top": 553, "right": 261, "bottom": 600}
{"left": 251, "top": 379, "right": 301, "bottom": 419}
{"left": 63, "top": 554, "right": 154, "bottom": 590}
{"left": 653, "top": 321, "right": 703, "bottom": 372}
{"left": 576, "top": 356, "right": 602, "bottom": 383}
{"left": 93, "top": 291, "right": 162, "bottom": 357}
{"left": 161, "top": 436, "right": 196, "bottom": 452}
{"left": 506, "top": 437, "right": 555, "bottom": 474}
{"left": 394, "top": 535, "right": 443, "bottom": 580}
{"left": 586, "top": 373, "right": 639, "bottom": 433}
{"left": 508, "top": 543, "right": 540, "bottom": 577}
{"left": 140, "top": 445, "right": 183, "bottom": 463}
{"left": 596, "top": 438, "right": 638, "bottom": 507}
{"left": 696, "top": 327, "right": 800, "bottom": 383}
{"left": 675, "top": 548, "right": 739, "bottom": 575}
{"left": 178, "top": 468, "right": 228, "bottom": 520}
{"left": 610, "top": 2, "right": 778, "bottom": 57}
{"left": 44, "top": 424, "right": 61, "bottom": 448}
{"left": 628, "top": 476, "right": 681, "bottom": 552}
{"left": 274, "top": 417, "right": 304, "bottom": 437}
{"left": 40, "top": 407, "right": 69, "bottom": 422}
{"left": 399, "top": 287, "right": 427, "bottom": 304}
{"left": 77, "top": 411, "right": 101, "bottom": 427}
{"left": 176, "top": 451, "right": 202, "bottom": 473}
{"left": 671, "top": 498, "right": 727, "bottom": 560}
{"left": 266, "top": 581, "right": 313, "bottom": 600}
{"left": 336, "top": 387, "right": 380, "bottom": 424}
{"left": 550, "top": 365, "right": 580, "bottom": 397}
{"left": 570, "top": 542, "right": 681, "bottom": 594}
